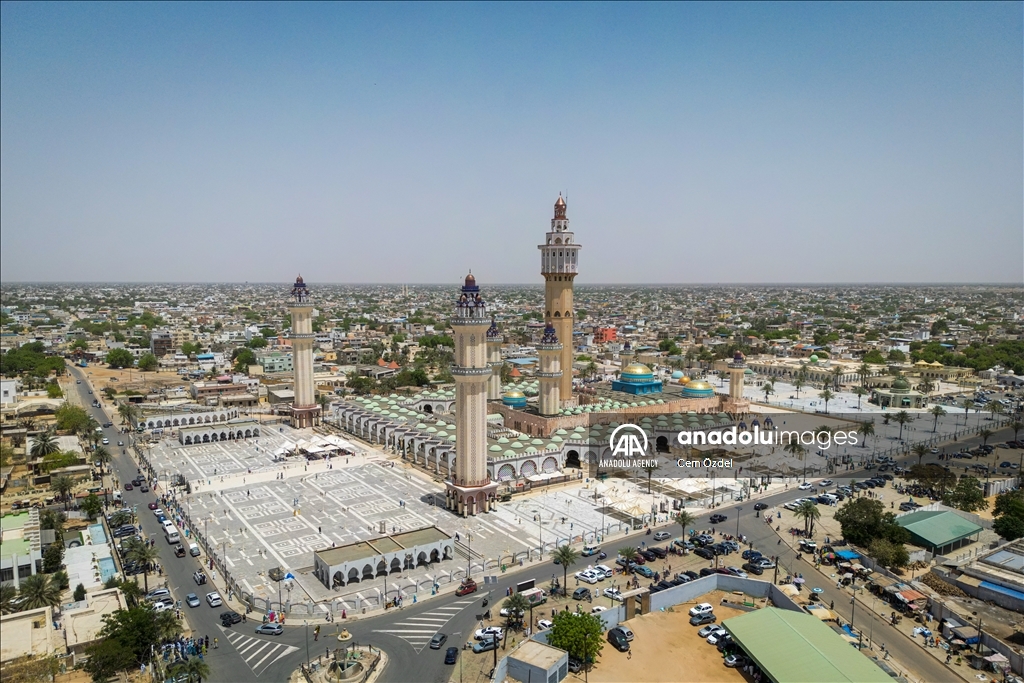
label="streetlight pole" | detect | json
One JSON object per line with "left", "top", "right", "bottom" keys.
{"left": 735, "top": 508, "right": 741, "bottom": 540}
{"left": 305, "top": 621, "right": 310, "bottom": 669}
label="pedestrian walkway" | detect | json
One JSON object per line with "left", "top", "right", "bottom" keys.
{"left": 219, "top": 626, "right": 300, "bottom": 677}
{"left": 371, "top": 597, "right": 478, "bottom": 652}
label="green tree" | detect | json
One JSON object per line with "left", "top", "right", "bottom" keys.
{"left": 73, "top": 583, "right": 87, "bottom": 602}
{"left": 81, "top": 493, "right": 103, "bottom": 521}
{"left": 85, "top": 605, "right": 181, "bottom": 677}
{"left": 50, "top": 474, "right": 75, "bottom": 510}
{"left": 105, "top": 348, "right": 134, "bottom": 369}
{"left": 642, "top": 462, "right": 658, "bottom": 494}
{"left": 41, "top": 450, "right": 80, "bottom": 473}
{"left": 930, "top": 405, "right": 947, "bottom": 432}
{"left": 117, "top": 578, "right": 143, "bottom": 607}
{"left": 54, "top": 403, "right": 92, "bottom": 433}
{"left": 346, "top": 375, "right": 376, "bottom": 395}
{"left": 247, "top": 336, "right": 268, "bottom": 349}
{"left": 45, "top": 381, "right": 63, "bottom": 399}
{"left": 170, "top": 656, "right": 210, "bottom": 683}
{"left": 17, "top": 574, "right": 61, "bottom": 610}
{"left": 93, "top": 445, "right": 111, "bottom": 475}
{"left": 501, "top": 591, "right": 529, "bottom": 647}
{"left": 979, "top": 429, "right": 994, "bottom": 448}
{"left": 942, "top": 476, "right": 988, "bottom": 513}
{"left": 546, "top": 609, "right": 604, "bottom": 669}
{"left": 181, "top": 341, "right": 202, "bottom": 357}
{"left": 912, "top": 444, "right": 929, "bottom": 468}
{"left": 906, "top": 464, "right": 957, "bottom": 495}
{"left": 856, "top": 421, "right": 875, "bottom": 447}
{"left": 551, "top": 544, "right": 581, "bottom": 592}
{"left": 83, "top": 636, "right": 137, "bottom": 681}
{"left": 499, "top": 362, "right": 513, "bottom": 384}
{"left": 833, "top": 498, "right": 909, "bottom": 547}
{"left": 1009, "top": 420, "right": 1023, "bottom": 443}
{"left": 117, "top": 403, "right": 139, "bottom": 428}
{"left": 784, "top": 441, "right": 807, "bottom": 481}
{"left": 962, "top": 399, "right": 975, "bottom": 425}
{"left": 761, "top": 382, "right": 774, "bottom": 403}
{"left": 137, "top": 353, "right": 158, "bottom": 372}
{"left": 39, "top": 509, "right": 66, "bottom": 538}
{"left": 868, "top": 538, "right": 910, "bottom": 569}
{"left": 794, "top": 500, "right": 821, "bottom": 537}
{"left": 71, "top": 338, "right": 90, "bottom": 351}
{"left": 617, "top": 546, "right": 638, "bottom": 568}
{"left": 42, "top": 541, "right": 64, "bottom": 573}
{"left": 792, "top": 374, "right": 805, "bottom": 398}
{"left": 232, "top": 348, "right": 257, "bottom": 373}
{"left": 818, "top": 388, "right": 833, "bottom": 414}
{"left": 852, "top": 385, "right": 868, "bottom": 409}
{"left": 862, "top": 349, "right": 886, "bottom": 364}
{"left": 108, "top": 510, "right": 132, "bottom": 528}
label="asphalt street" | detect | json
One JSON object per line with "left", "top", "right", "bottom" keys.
{"left": 71, "top": 366, "right": 1007, "bottom": 683}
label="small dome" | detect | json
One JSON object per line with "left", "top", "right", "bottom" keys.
{"left": 677, "top": 375, "right": 691, "bottom": 385}
{"left": 489, "top": 445, "right": 502, "bottom": 452}
{"left": 622, "top": 363, "right": 653, "bottom": 377}
{"left": 809, "top": 354, "right": 819, "bottom": 363}
{"left": 892, "top": 377, "right": 911, "bottom": 391}
{"left": 671, "top": 370, "right": 684, "bottom": 379}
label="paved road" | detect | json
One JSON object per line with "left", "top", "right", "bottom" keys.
{"left": 72, "top": 366, "right": 1004, "bottom": 682}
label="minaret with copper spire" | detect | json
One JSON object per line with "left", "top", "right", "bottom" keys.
{"left": 538, "top": 195, "right": 580, "bottom": 403}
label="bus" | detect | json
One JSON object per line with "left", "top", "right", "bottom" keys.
{"left": 162, "top": 521, "right": 180, "bottom": 544}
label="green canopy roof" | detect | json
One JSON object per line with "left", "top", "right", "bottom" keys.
{"left": 724, "top": 609, "right": 890, "bottom": 683}
{"left": 896, "top": 510, "right": 982, "bottom": 549}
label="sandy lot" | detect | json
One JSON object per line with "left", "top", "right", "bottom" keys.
{"left": 80, "top": 365, "right": 185, "bottom": 394}
{"left": 583, "top": 592, "right": 750, "bottom": 683}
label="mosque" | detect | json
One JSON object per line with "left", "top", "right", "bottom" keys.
{"left": 332, "top": 196, "right": 750, "bottom": 515}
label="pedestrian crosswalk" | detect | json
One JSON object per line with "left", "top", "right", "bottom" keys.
{"left": 220, "top": 626, "right": 299, "bottom": 677}
{"left": 373, "top": 598, "right": 478, "bottom": 652}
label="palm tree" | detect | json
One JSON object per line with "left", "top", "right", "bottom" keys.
{"left": 501, "top": 591, "right": 530, "bottom": 647}
{"left": 127, "top": 540, "right": 161, "bottom": 593}
{"left": 50, "top": 475, "right": 75, "bottom": 511}
{"left": 857, "top": 421, "right": 874, "bottom": 447}
{"left": 918, "top": 378, "right": 935, "bottom": 396}
{"left": 30, "top": 430, "right": 59, "bottom": 458}
{"left": 674, "top": 511, "right": 696, "bottom": 542}
{"left": 1010, "top": 420, "right": 1023, "bottom": 442}
{"left": 792, "top": 375, "right": 804, "bottom": 399}
{"left": 858, "top": 362, "right": 871, "bottom": 388}
{"left": 818, "top": 388, "right": 834, "bottom": 414}
{"left": 0, "top": 584, "right": 17, "bottom": 614}
{"left": 794, "top": 500, "right": 821, "bottom": 537}
{"left": 784, "top": 442, "right": 807, "bottom": 481}
{"left": 979, "top": 429, "right": 993, "bottom": 448}
{"left": 171, "top": 656, "right": 210, "bottom": 683}
{"left": 930, "top": 406, "right": 947, "bottom": 432}
{"left": 963, "top": 399, "right": 975, "bottom": 426}
{"left": 118, "top": 579, "right": 143, "bottom": 607}
{"left": 617, "top": 547, "right": 638, "bottom": 571}
{"left": 642, "top": 463, "right": 658, "bottom": 494}
{"left": 852, "top": 386, "right": 868, "bottom": 409}
{"left": 912, "top": 444, "right": 929, "bottom": 467}
{"left": 761, "top": 382, "right": 774, "bottom": 404}
{"left": 831, "top": 366, "right": 843, "bottom": 391}
{"left": 93, "top": 445, "right": 111, "bottom": 475}
{"left": 893, "top": 411, "right": 912, "bottom": 441}
{"left": 988, "top": 402, "right": 1005, "bottom": 421}
{"left": 17, "top": 574, "right": 61, "bottom": 610}
{"left": 39, "top": 509, "right": 66, "bottom": 539}
{"left": 550, "top": 545, "right": 580, "bottom": 593}
{"left": 108, "top": 510, "right": 132, "bottom": 528}
{"left": 117, "top": 403, "right": 138, "bottom": 427}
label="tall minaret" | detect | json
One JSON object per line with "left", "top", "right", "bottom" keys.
{"left": 539, "top": 195, "right": 580, "bottom": 403}
{"left": 536, "top": 324, "right": 562, "bottom": 416}
{"left": 287, "top": 275, "right": 320, "bottom": 428}
{"left": 445, "top": 273, "right": 499, "bottom": 517}
{"left": 486, "top": 318, "right": 502, "bottom": 400}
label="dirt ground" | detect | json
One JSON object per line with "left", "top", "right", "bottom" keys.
{"left": 581, "top": 591, "right": 750, "bottom": 683}
{"left": 78, "top": 366, "right": 185, "bottom": 395}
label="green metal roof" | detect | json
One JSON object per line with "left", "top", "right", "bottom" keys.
{"left": 896, "top": 510, "right": 982, "bottom": 549}
{"left": 723, "top": 608, "right": 890, "bottom": 683}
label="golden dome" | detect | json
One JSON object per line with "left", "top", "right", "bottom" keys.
{"left": 503, "top": 390, "right": 525, "bottom": 398}
{"left": 622, "top": 362, "right": 653, "bottom": 376}
{"left": 685, "top": 380, "right": 712, "bottom": 390}
{"left": 677, "top": 375, "right": 692, "bottom": 384}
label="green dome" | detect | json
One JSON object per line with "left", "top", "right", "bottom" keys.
{"left": 489, "top": 445, "right": 502, "bottom": 452}
{"left": 511, "top": 441, "right": 524, "bottom": 448}
{"left": 525, "top": 446, "right": 538, "bottom": 454}
{"left": 892, "top": 377, "right": 911, "bottom": 391}
{"left": 504, "top": 450, "right": 516, "bottom": 457}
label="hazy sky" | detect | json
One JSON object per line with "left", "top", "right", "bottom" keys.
{"left": 2, "top": 2, "right": 1021, "bottom": 284}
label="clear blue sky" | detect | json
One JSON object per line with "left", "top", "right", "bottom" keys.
{"left": 2, "top": 2, "right": 1021, "bottom": 284}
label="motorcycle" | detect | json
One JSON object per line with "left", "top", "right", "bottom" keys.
{"left": 597, "top": 552, "right": 607, "bottom": 560}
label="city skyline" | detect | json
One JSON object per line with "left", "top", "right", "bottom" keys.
{"left": 2, "top": 3, "right": 1021, "bottom": 284}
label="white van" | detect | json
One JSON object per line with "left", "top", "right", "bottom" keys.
{"left": 163, "top": 521, "right": 180, "bottom": 544}
{"left": 188, "top": 543, "right": 201, "bottom": 557}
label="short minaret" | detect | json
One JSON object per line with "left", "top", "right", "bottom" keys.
{"left": 445, "top": 273, "right": 500, "bottom": 517}
{"left": 538, "top": 194, "right": 580, "bottom": 404}
{"left": 287, "top": 275, "right": 321, "bottom": 428}
{"left": 536, "top": 324, "right": 563, "bottom": 416}
{"left": 486, "top": 318, "right": 502, "bottom": 401}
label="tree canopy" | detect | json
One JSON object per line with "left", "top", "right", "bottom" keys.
{"left": 0, "top": 342, "right": 66, "bottom": 377}
{"left": 942, "top": 476, "right": 988, "bottom": 513}
{"left": 105, "top": 348, "right": 135, "bottom": 369}
{"left": 833, "top": 497, "right": 909, "bottom": 547}
{"left": 993, "top": 489, "right": 1024, "bottom": 541}
{"left": 137, "top": 353, "right": 158, "bottom": 371}
{"left": 546, "top": 610, "right": 604, "bottom": 666}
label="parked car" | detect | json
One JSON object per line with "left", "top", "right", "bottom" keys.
{"left": 572, "top": 587, "right": 592, "bottom": 601}
{"left": 255, "top": 624, "right": 283, "bottom": 636}
{"left": 689, "top": 603, "right": 714, "bottom": 617}
{"left": 537, "top": 619, "right": 553, "bottom": 630}
{"left": 455, "top": 579, "right": 477, "bottom": 596}
{"left": 594, "top": 564, "right": 614, "bottom": 578}
{"left": 725, "top": 567, "right": 748, "bottom": 578}
{"left": 146, "top": 588, "right": 171, "bottom": 602}
{"left": 741, "top": 549, "right": 762, "bottom": 561}
{"left": 472, "top": 638, "right": 499, "bottom": 654}
{"left": 709, "top": 514, "right": 727, "bottom": 523}
{"left": 638, "top": 549, "right": 658, "bottom": 562}
{"left": 704, "top": 627, "right": 727, "bottom": 644}
{"left": 724, "top": 653, "right": 750, "bottom": 668}
{"left": 690, "top": 613, "right": 716, "bottom": 626}
{"left": 474, "top": 627, "right": 504, "bottom": 641}
{"left": 742, "top": 562, "right": 764, "bottom": 575}
{"left": 753, "top": 502, "right": 768, "bottom": 511}
{"left": 607, "top": 628, "right": 630, "bottom": 652}
{"left": 567, "top": 657, "right": 582, "bottom": 673}
{"left": 694, "top": 547, "right": 714, "bottom": 560}
{"left": 429, "top": 633, "right": 448, "bottom": 650}
{"left": 603, "top": 588, "right": 623, "bottom": 601}
{"left": 632, "top": 565, "right": 654, "bottom": 578}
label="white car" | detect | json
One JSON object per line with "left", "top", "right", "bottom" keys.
{"left": 594, "top": 564, "right": 614, "bottom": 579}
{"left": 152, "top": 600, "right": 172, "bottom": 612}
{"left": 499, "top": 607, "right": 524, "bottom": 618}
{"left": 798, "top": 482, "right": 813, "bottom": 490}
{"left": 698, "top": 624, "right": 722, "bottom": 638}
{"left": 603, "top": 587, "right": 623, "bottom": 601}
{"left": 819, "top": 480, "right": 834, "bottom": 486}
{"left": 474, "top": 627, "right": 504, "bottom": 641}
{"left": 653, "top": 531, "right": 671, "bottom": 541}
{"left": 689, "top": 603, "right": 714, "bottom": 617}
{"left": 537, "top": 619, "right": 553, "bottom": 630}
{"left": 591, "top": 605, "right": 607, "bottom": 614}
{"left": 707, "top": 628, "right": 729, "bottom": 645}
{"left": 153, "top": 509, "right": 164, "bottom": 517}
{"left": 206, "top": 592, "right": 222, "bottom": 607}
{"left": 575, "top": 571, "right": 600, "bottom": 585}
